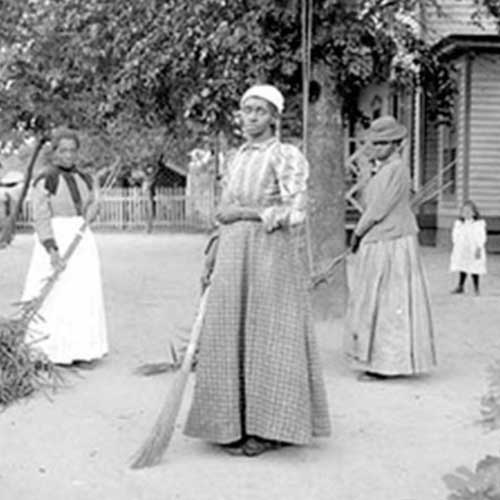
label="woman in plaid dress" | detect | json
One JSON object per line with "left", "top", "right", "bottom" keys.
{"left": 184, "top": 85, "right": 331, "bottom": 456}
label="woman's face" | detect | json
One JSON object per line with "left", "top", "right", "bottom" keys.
{"left": 240, "top": 97, "right": 275, "bottom": 140}
{"left": 53, "top": 137, "right": 78, "bottom": 168}
{"left": 462, "top": 204, "right": 474, "bottom": 220}
{"left": 371, "top": 140, "right": 398, "bottom": 161}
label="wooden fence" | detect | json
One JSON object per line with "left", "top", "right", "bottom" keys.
{"left": 17, "top": 187, "right": 217, "bottom": 231}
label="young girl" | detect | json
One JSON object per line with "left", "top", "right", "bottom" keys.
{"left": 450, "top": 201, "right": 487, "bottom": 295}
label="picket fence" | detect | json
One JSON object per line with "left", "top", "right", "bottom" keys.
{"left": 17, "top": 187, "right": 217, "bottom": 231}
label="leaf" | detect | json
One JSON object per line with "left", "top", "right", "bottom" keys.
{"left": 443, "top": 473, "right": 471, "bottom": 493}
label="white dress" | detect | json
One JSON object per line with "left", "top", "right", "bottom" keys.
{"left": 450, "top": 219, "right": 487, "bottom": 275}
{"left": 21, "top": 166, "right": 108, "bottom": 364}
{"left": 22, "top": 217, "right": 108, "bottom": 364}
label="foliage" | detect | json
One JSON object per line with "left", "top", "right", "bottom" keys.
{"left": 442, "top": 360, "right": 500, "bottom": 499}
{"left": 473, "top": 0, "right": 500, "bottom": 26}
{"left": 443, "top": 455, "right": 500, "bottom": 500}
{"left": 480, "top": 360, "right": 500, "bottom": 431}
{"left": 0, "top": 0, "right": 485, "bottom": 158}
{"left": 0, "top": 316, "right": 63, "bottom": 407}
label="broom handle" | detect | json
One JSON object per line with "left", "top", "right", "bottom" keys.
{"left": 179, "top": 287, "right": 209, "bottom": 374}
{"left": 22, "top": 219, "right": 90, "bottom": 323}
{"left": 309, "top": 250, "right": 349, "bottom": 289}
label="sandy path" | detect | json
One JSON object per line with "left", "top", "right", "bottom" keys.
{"left": 1, "top": 233, "right": 500, "bottom": 500}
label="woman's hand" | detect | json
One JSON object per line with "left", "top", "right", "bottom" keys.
{"left": 216, "top": 205, "right": 245, "bottom": 224}
{"left": 475, "top": 247, "right": 482, "bottom": 260}
{"left": 263, "top": 218, "right": 281, "bottom": 233}
{"left": 49, "top": 248, "right": 65, "bottom": 272}
{"left": 200, "top": 263, "right": 212, "bottom": 293}
{"left": 216, "top": 205, "right": 261, "bottom": 225}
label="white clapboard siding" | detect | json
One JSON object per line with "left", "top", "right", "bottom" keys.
{"left": 421, "top": 0, "right": 498, "bottom": 44}
{"left": 469, "top": 53, "right": 500, "bottom": 216}
{"left": 439, "top": 55, "right": 467, "bottom": 223}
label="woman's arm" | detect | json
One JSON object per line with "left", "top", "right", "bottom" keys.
{"left": 354, "top": 161, "right": 406, "bottom": 238}
{"left": 31, "top": 174, "right": 64, "bottom": 270}
{"left": 214, "top": 149, "right": 260, "bottom": 225}
{"left": 216, "top": 205, "right": 261, "bottom": 224}
{"left": 260, "top": 144, "right": 309, "bottom": 232}
{"left": 32, "top": 175, "right": 57, "bottom": 253}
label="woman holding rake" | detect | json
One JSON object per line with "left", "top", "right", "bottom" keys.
{"left": 345, "top": 116, "right": 437, "bottom": 381}
{"left": 183, "top": 84, "right": 331, "bottom": 457}
{"left": 21, "top": 129, "right": 108, "bottom": 366}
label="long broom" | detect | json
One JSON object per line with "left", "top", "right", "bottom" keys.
{"left": 130, "top": 286, "right": 210, "bottom": 469}
{"left": 309, "top": 250, "right": 349, "bottom": 289}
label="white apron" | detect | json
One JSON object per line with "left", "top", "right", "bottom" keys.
{"left": 22, "top": 216, "right": 108, "bottom": 364}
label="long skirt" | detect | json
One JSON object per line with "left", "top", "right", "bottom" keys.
{"left": 22, "top": 216, "right": 108, "bottom": 364}
{"left": 345, "top": 234, "right": 436, "bottom": 376}
{"left": 184, "top": 221, "right": 331, "bottom": 445}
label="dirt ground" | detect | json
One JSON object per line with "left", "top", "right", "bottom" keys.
{"left": 1, "top": 233, "right": 500, "bottom": 500}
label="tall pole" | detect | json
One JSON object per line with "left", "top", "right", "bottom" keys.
{"left": 302, "top": 0, "right": 315, "bottom": 275}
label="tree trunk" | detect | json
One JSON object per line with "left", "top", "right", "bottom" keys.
{"left": 0, "top": 136, "right": 47, "bottom": 249}
{"left": 307, "top": 62, "right": 347, "bottom": 320}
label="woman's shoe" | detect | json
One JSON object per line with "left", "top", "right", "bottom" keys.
{"left": 357, "top": 371, "right": 390, "bottom": 382}
{"left": 220, "top": 437, "right": 247, "bottom": 456}
{"left": 242, "top": 436, "right": 281, "bottom": 457}
{"left": 451, "top": 287, "right": 464, "bottom": 294}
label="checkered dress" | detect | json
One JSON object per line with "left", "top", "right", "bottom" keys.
{"left": 183, "top": 139, "right": 331, "bottom": 445}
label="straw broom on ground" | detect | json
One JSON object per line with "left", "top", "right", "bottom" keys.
{"left": 130, "top": 287, "right": 210, "bottom": 469}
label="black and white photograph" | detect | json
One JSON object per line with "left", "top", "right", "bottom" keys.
{"left": 1, "top": 1, "right": 500, "bottom": 499}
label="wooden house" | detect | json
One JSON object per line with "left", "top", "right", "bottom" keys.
{"left": 347, "top": 1, "right": 500, "bottom": 250}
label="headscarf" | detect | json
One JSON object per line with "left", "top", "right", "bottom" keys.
{"left": 240, "top": 84, "right": 285, "bottom": 114}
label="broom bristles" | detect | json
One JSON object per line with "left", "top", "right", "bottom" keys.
{"left": 130, "top": 369, "right": 190, "bottom": 468}
{"left": 130, "top": 289, "right": 209, "bottom": 469}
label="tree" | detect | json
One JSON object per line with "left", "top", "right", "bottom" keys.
{"left": 1, "top": 0, "right": 497, "bottom": 310}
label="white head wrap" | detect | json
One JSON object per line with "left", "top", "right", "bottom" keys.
{"left": 240, "top": 84, "right": 285, "bottom": 114}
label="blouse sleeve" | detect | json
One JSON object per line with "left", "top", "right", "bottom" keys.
{"left": 354, "top": 161, "right": 407, "bottom": 237}
{"left": 31, "top": 178, "right": 57, "bottom": 252}
{"left": 260, "top": 144, "right": 309, "bottom": 228}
